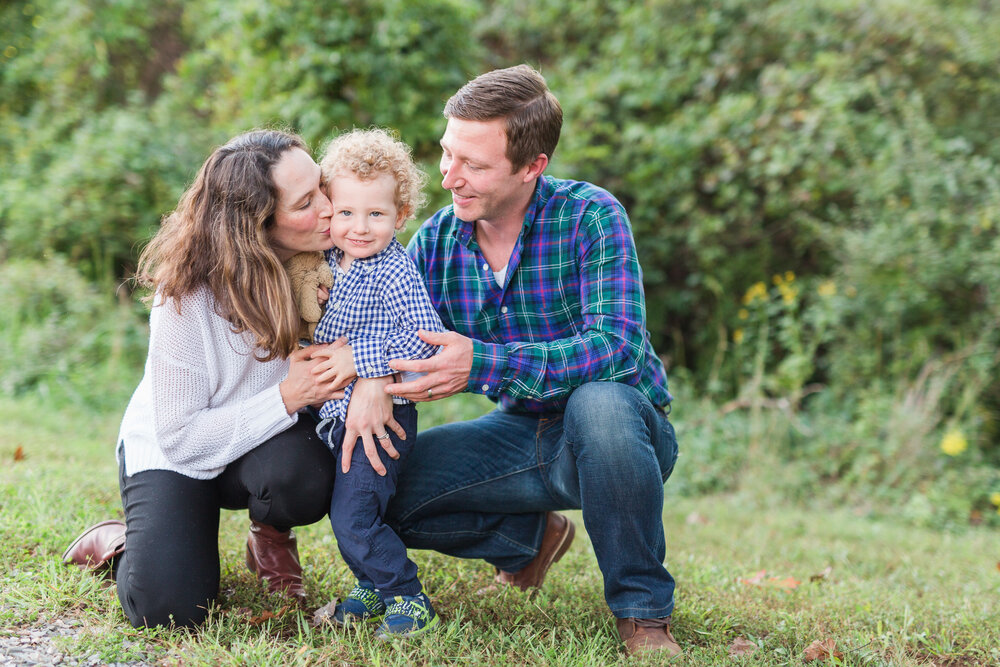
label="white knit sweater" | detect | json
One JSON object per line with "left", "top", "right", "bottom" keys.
{"left": 117, "top": 287, "right": 297, "bottom": 479}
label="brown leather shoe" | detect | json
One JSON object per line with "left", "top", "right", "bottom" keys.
{"left": 616, "top": 616, "right": 682, "bottom": 658}
{"left": 62, "top": 520, "right": 126, "bottom": 575}
{"left": 246, "top": 520, "right": 306, "bottom": 603}
{"left": 494, "top": 512, "right": 575, "bottom": 592}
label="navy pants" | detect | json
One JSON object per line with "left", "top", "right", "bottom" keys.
{"left": 320, "top": 403, "right": 421, "bottom": 598}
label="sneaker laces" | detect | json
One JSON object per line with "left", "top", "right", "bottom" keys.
{"left": 385, "top": 595, "right": 431, "bottom": 621}
{"left": 348, "top": 583, "right": 385, "bottom": 613}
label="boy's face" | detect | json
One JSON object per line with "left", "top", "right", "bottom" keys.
{"left": 328, "top": 172, "right": 405, "bottom": 267}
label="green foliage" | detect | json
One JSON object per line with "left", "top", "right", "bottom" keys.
{"left": 0, "top": 258, "right": 148, "bottom": 409}
{"left": 2, "top": 0, "right": 999, "bottom": 528}
{"left": 174, "top": 0, "right": 479, "bottom": 153}
{"left": 0, "top": 0, "right": 479, "bottom": 285}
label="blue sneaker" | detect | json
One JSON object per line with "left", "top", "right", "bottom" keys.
{"left": 375, "top": 591, "right": 440, "bottom": 639}
{"left": 332, "top": 581, "right": 386, "bottom": 626}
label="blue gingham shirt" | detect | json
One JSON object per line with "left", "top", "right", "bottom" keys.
{"left": 313, "top": 238, "right": 444, "bottom": 421}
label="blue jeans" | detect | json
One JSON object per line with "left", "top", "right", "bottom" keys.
{"left": 387, "top": 381, "right": 679, "bottom": 619}
{"left": 320, "top": 403, "right": 422, "bottom": 598}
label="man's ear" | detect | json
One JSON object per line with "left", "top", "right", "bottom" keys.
{"left": 522, "top": 153, "right": 549, "bottom": 182}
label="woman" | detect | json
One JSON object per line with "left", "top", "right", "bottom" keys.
{"left": 62, "top": 129, "right": 402, "bottom": 628}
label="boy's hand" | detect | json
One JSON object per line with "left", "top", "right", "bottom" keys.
{"left": 386, "top": 330, "right": 473, "bottom": 401}
{"left": 317, "top": 285, "right": 330, "bottom": 306}
{"left": 279, "top": 347, "right": 346, "bottom": 414}
{"left": 308, "top": 338, "right": 355, "bottom": 388}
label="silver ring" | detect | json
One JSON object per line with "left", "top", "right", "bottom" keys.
{"left": 376, "top": 432, "right": 390, "bottom": 440}
{"left": 427, "top": 388, "right": 434, "bottom": 398}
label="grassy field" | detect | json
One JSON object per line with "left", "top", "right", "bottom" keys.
{"left": 1, "top": 395, "right": 998, "bottom": 666}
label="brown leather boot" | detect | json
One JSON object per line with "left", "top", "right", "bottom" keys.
{"left": 62, "top": 520, "right": 126, "bottom": 576}
{"left": 616, "top": 616, "right": 682, "bottom": 658}
{"left": 493, "top": 512, "right": 575, "bottom": 593}
{"left": 245, "top": 520, "right": 306, "bottom": 603}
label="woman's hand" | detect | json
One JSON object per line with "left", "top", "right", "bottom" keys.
{"left": 309, "top": 338, "right": 356, "bottom": 389}
{"left": 279, "top": 346, "right": 346, "bottom": 414}
{"left": 341, "top": 376, "right": 406, "bottom": 476}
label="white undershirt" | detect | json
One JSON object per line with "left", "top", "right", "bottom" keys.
{"left": 493, "top": 264, "right": 508, "bottom": 287}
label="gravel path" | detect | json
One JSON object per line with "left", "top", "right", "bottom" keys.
{"left": 0, "top": 618, "right": 152, "bottom": 667}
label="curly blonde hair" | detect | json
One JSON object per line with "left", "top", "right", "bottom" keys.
{"left": 319, "top": 128, "right": 428, "bottom": 222}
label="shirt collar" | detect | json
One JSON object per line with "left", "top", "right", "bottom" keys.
{"left": 329, "top": 237, "right": 401, "bottom": 273}
{"left": 451, "top": 175, "right": 553, "bottom": 248}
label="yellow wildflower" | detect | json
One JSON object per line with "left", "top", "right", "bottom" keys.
{"left": 738, "top": 309, "right": 749, "bottom": 320}
{"left": 733, "top": 329, "right": 744, "bottom": 344}
{"left": 817, "top": 280, "right": 836, "bottom": 297}
{"left": 939, "top": 430, "right": 968, "bottom": 456}
{"left": 772, "top": 274, "right": 783, "bottom": 286}
{"left": 742, "top": 282, "right": 768, "bottom": 305}
{"left": 778, "top": 284, "right": 798, "bottom": 305}
{"left": 784, "top": 271, "right": 795, "bottom": 283}
{"left": 989, "top": 492, "right": 1000, "bottom": 507}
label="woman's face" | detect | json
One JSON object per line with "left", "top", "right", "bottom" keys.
{"left": 268, "top": 147, "right": 335, "bottom": 262}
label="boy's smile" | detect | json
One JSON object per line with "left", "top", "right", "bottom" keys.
{"left": 328, "top": 172, "right": 405, "bottom": 270}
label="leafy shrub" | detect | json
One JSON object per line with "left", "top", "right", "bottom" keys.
{"left": 0, "top": 258, "right": 148, "bottom": 410}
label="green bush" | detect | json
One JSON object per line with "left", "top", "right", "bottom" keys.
{"left": 0, "top": 258, "right": 148, "bottom": 410}
{"left": 2, "top": 0, "right": 999, "bottom": 527}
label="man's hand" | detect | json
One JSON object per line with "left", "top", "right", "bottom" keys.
{"left": 386, "top": 330, "right": 474, "bottom": 402}
{"left": 341, "top": 376, "right": 405, "bottom": 476}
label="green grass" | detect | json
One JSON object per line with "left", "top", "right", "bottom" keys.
{"left": 2, "top": 394, "right": 999, "bottom": 666}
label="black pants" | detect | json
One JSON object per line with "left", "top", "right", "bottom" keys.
{"left": 115, "top": 418, "right": 336, "bottom": 628}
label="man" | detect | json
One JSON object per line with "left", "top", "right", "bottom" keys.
{"left": 385, "top": 64, "right": 681, "bottom": 657}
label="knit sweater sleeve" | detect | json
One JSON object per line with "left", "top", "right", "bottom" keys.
{"left": 147, "top": 291, "right": 296, "bottom": 472}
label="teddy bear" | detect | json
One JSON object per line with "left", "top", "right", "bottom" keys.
{"left": 282, "top": 251, "right": 334, "bottom": 342}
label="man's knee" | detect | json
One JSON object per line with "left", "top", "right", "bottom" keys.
{"left": 565, "top": 382, "right": 645, "bottom": 443}
{"left": 564, "top": 382, "right": 674, "bottom": 473}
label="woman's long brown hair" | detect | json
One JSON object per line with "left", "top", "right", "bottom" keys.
{"left": 137, "top": 130, "right": 305, "bottom": 361}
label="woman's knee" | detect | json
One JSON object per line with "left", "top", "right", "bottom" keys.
{"left": 118, "top": 564, "right": 216, "bottom": 628}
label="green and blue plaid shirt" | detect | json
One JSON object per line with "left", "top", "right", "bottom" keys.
{"left": 408, "top": 175, "right": 671, "bottom": 413}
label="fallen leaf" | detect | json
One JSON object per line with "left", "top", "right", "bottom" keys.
{"left": 13, "top": 446, "right": 24, "bottom": 462}
{"left": 729, "top": 637, "right": 757, "bottom": 657}
{"left": 311, "top": 598, "right": 340, "bottom": 627}
{"left": 739, "top": 570, "right": 800, "bottom": 590}
{"left": 248, "top": 605, "right": 290, "bottom": 626}
{"left": 803, "top": 638, "right": 843, "bottom": 662}
{"left": 771, "top": 576, "right": 801, "bottom": 590}
{"left": 739, "top": 570, "right": 767, "bottom": 585}
{"left": 686, "top": 511, "right": 710, "bottom": 525}
{"left": 810, "top": 566, "right": 833, "bottom": 582}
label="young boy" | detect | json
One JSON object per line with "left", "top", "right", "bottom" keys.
{"left": 311, "top": 128, "right": 444, "bottom": 638}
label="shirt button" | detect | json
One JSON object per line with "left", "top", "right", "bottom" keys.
{"left": 501, "top": 306, "right": 508, "bottom": 314}
{"left": 366, "top": 366, "right": 375, "bottom": 373}
{"left": 482, "top": 263, "right": 489, "bottom": 271}
{"left": 482, "top": 384, "right": 489, "bottom": 391}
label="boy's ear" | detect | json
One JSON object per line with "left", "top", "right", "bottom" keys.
{"left": 396, "top": 205, "right": 412, "bottom": 228}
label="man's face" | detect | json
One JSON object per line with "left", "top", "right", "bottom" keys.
{"left": 439, "top": 117, "right": 533, "bottom": 225}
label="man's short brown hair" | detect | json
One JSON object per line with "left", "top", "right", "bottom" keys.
{"left": 443, "top": 64, "right": 562, "bottom": 172}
